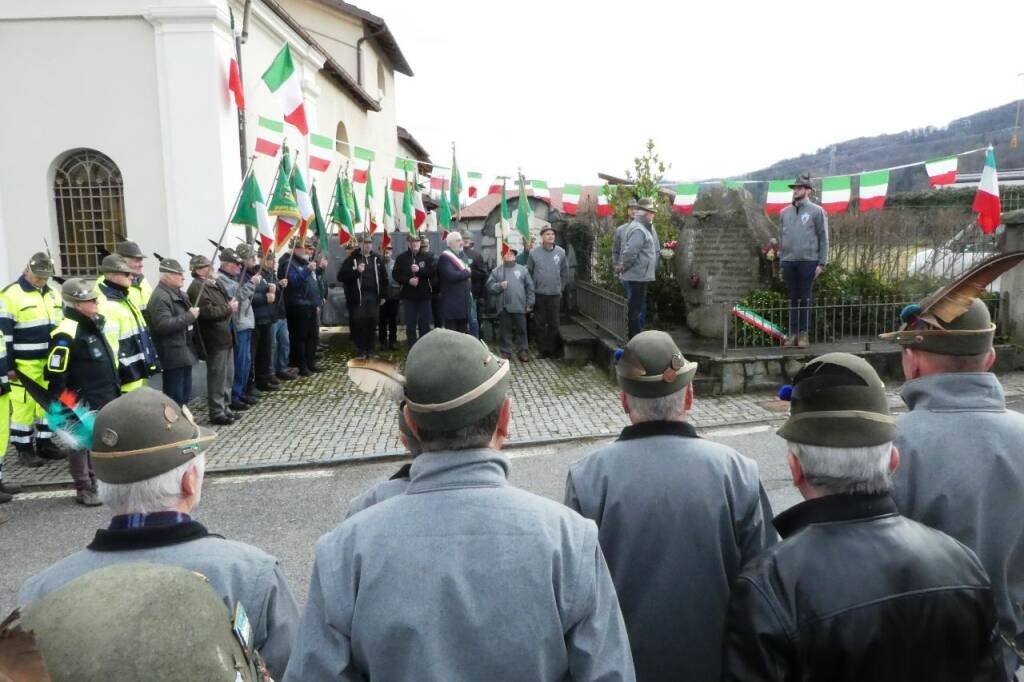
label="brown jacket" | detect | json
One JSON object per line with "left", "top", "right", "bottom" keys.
{"left": 187, "top": 277, "right": 234, "bottom": 353}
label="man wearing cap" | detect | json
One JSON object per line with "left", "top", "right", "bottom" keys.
{"left": 285, "top": 329, "right": 635, "bottom": 681}
{"left": 147, "top": 257, "right": 200, "bottom": 406}
{"left": 619, "top": 198, "right": 658, "bottom": 338}
{"left": 880, "top": 262, "right": 1024, "bottom": 678}
{"left": 528, "top": 225, "right": 569, "bottom": 358}
{"left": 340, "top": 234, "right": 387, "bottom": 360}
{"left": 97, "top": 254, "right": 161, "bottom": 393}
{"left": 779, "top": 173, "right": 828, "bottom": 348}
{"left": 216, "top": 247, "right": 259, "bottom": 412}
{"left": 722, "top": 352, "right": 1002, "bottom": 682}
{"left": 437, "top": 231, "right": 473, "bottom": 334}
{"left": 0, "top": 252, "right": 64, "bottom": 467}
{"left": 44, "top": 278, "right": 122, "bottom": 506}
{"left": 187, "top": 254, "right": 240, "bottom": 426}
{"left": 114, "top": 240, "right": 154, "bottom": 312}
{"left": 377, "top": 243, "right": 402, "bottom": 351}
{"left": 17, "top": 387, "right": 300, "bottom": 679}
{"left": 393, "top": 234, "right": 437, "bottom": 349}
{"left": 487, "top": 245, "right": 535, "bottom": 361}
{"left": 462, "top": 231, "right": 488, "bottom": 339}
{"left": 279, "top": 240, "right": 323, "bottom": 376}
{"left": 612, "top": 197, "right": 639, "bottom": 298}
{"left": 565, "top": 330, "right": 775, "bottom": 681}
{"left": 252, "top": 247, "right": 283, "bottom": 392}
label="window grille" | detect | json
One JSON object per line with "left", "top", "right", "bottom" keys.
{"left": 53, "top": 149, "right": 126, "bottom": 276}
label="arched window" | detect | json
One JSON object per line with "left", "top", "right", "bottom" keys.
{"left": 376, "top": 61, "right": 387, "bottom": 99}
{"left": 53, "top": 149, "right": 126, "bottom": 276}
{"left": 335, "top": 121, "right": 349, "bottom": 156}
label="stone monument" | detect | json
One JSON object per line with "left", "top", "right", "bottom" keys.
{"left": 999, "top": 209, "right": 1024, "bottom": 346}
{"left": 672, "top": 186, "right": 778, "bottom": 338}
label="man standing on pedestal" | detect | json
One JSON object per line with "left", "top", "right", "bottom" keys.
{"left": 393, "top": 234, "right": 436, "bottom": 349}
{"left": 779, "top": 173, "right": 828, "bottom": 348}
{"left": 527, "top": 225, "right": 569, "bottom": 358}
{"left": 619, "top": 198, "right": 658, "bottom": 339}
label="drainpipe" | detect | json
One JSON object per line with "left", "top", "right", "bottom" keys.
{"left": 356, "top": 27, "right": 388, "bottom": 88}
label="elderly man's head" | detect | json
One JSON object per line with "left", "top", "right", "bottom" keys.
{"left": 616, "top": 331, "right": 698, "bottom": 424}
{"left": 445, "top": 231, "right": 463, "bottom": 253}
{"left": 777, "top": 353, "right": 899, "bottom": 499}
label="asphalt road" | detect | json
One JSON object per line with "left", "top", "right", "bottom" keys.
{"left": 0, "top": 423, "right": 798, "bottom": 614}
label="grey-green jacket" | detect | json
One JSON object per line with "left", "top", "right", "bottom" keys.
{"left": 620, "top": 218, "right": 657, "bottom": 282}
{"left": 217, "top": 269, "right": 256, "bottom": 331}
{"left": 527, "top": 244, "right": 569, "bottom": 295}
{"left": 892, "top": 372, "right": 1024, "bottom": 678}
{"left": 487, "top": 263, "right": 535, "bottom": 314}
{"left": 284, "top": 448, "right": 636, "bottom": 682}
{"left": 779, "top": 197, "right": 829, "bottom": 264}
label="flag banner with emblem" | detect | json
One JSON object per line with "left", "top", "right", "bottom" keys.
{"left": 531, "top": 179, "right": 550, "bottom": 202}
{"left": 268, "top": 150, "right": 301, "bottom": 250}
{"left": 516, "top": 178, "right": 532, "bottom": 238}
{"left": 343, "top": 175, "right": 361, "bottom": 229}
{"left": 391, "top": 157, "right": 416, "bottom": 191}
{"left": 365, "top": 170, "right": 378, "bottom": 234}
{"left": 310, "top": 183, "right": 329, "bottom": 252}
{"left": 562, "top": 184, "right": 581, "bottom": 215}
{"left": 262, "top": 44, "right": 308, "bottom": 135}
{"left": 596, "top": 185, "right": 613, "bottom": 217}
{"left": 858, "top": 170, "right": 889, "bottom": 212}
{"left": 732, "top": 304, "right": 786, "bottom": 342}
{"left": 255, "top": 117, "right": 283, "bottom": 157}
{"left": 331, "top": 175, "right": 354, "bottom": 245}
{"left": 402, "top": 170, "right": 416, "bottom": 237}
{"left": 972, "top": 146, "right": 1001, "bottom": 234}
{"left": 821, "top": 175, "right": 851, "bottom": 215}
{"left": 353, "top": 146, "right": 375, "bottom": 183}
{"left": 450, "top": 154, "right": 463, "bottom": 209}
{"left": 382, "top": 178, "right": 395, "bottom": 234}
{"left": 292, "top": 165, "right": 314, "bottom": 241}
{"left": 308, "top": 134, "right": 334, "bottom": 173}
{"left": 925, "top": 155, "right": 958, "bottom": 187}
{"left": 672, "top": 184, "right": 699, "bottom": 214}
{"left": 232, "top": 173, "right": 274, "bottom": 254}
{"left": 467, "top": 171, "right": 483, "bottom": 198}
{"left": 764, "top": 180, "right": 794, "bottom": 215}
{"left": 438, "top": 183, "right": 452, "bottom": 234}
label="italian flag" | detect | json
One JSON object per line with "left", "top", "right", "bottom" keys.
{"left": 467, "top": 171, "right": 483, "bottom": 198}
{"left": 351, "top": 146, "right": 374, "bottom": 183}
{"left": 391, "top": 158, "right": 415, "bottom": 192}
{"left": 331, "top": 175, "right": 354, "bottom": 245}
{"left": 925, "top": 155, "right": 958, "bottom": 187}
{"left": 308, "top": 133, "right": 334, "bottom": 173}
{"left": 268, "top": 154, "right": 301, "bottom": 251}
{"left": 365, "top": 171, "right": 378, "bottom": 234}
{"left": 262, "top": 44, "right": 308, "bottom": 135}
{"left": 254, "top": 117, "right": 283, "bottom": 157}
{"left": 499, "top": 180, "right": 511, "bottom": 256}
{"left": 382, "top": 179, "right": 394, "bottom": 234}
{"left": 413, "top": 186, "right": 427, "bottom": 230}
{"left": 972, "top": 146, "right": 1001, "bottom": 234}
{"left": 531, "top": 179, "right": 550, "bottom": 202}
{"left": 672, "top": 183, "right": 698, "bottom": 214}
{"left": 438, "top": 183, "right": 452, "bottom": 235}
{"left": 732, "top": 305, "right": 786, "bottom": 343}
{"left": 858, "top": 170, "right": 889, "bottom": 212}
{"left": 765, "top": 180, "right": 794, "bottom": 215}
{"left": 291, "top": 164, "right": 314, "bottom": 241}
{"left": 231, "top": 173, "right": 274, "bottom": 254}
{"left": 402, "top": 171, "right": 416, "bottom": 237}
{"left": 821, "top": 175, "right": 851, "bottom": 215}
{"left": 562, "top": 184, "right": 581, "bottom": 216}
{"left": 596, "top": 185, "right": 613, "bottom": 217}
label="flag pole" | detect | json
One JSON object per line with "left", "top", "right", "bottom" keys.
{"left": 281, "top": 149, "right": 308, "bottom": 279}
{"left": 229, "top": 8, "right": 252, "bottom": 245}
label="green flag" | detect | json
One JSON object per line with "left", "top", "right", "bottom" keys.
{"left": 232, "top": 173, "right": 275, "bottom": 253}
{"left": 439, "top": 183, "right": 452, "bottom": 232}
{"left": 267, "top": 154, "right": 300, "bottom": 221}
{"left": 345, "top": 175, "right": 362, "bottom": 226}
{"left": 331, "top": 175, "right": 354, "bottom": 244}
{"left": 516, "top": 176, "right": 531, "bottom": 239}
{"left": 402, "top": 170, "right": 415, "bottom": 237}
{"left": 310, "top": 182, "right": 329, "bottom": 252}
{"left": 449, "top": 152, "right": 463, "bottom": 210}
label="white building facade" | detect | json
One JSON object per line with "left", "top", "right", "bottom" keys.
{"left": 0, "top": 0, "right": 415, "bottom": 283}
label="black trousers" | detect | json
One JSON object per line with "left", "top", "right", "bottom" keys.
{"left": 378, "top": 299, "right": 400, "bottom": 347}
{"left": 253, "top": 322, "right": 275, "bottom": 384}
{"left": 444, "top": 318, "right": 469, "bottom": 334}
{"left": 534, "top": 294, "right": 562, "bottom": 356}
{"left": 287, "top": 306, "right": 318, "bottom": 371}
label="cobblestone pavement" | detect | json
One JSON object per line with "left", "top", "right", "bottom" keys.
{"left": 5, "top": 331, "right": 1024, "bottom": 488}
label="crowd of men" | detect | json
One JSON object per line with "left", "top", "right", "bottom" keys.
{"left": 3, "top": 254, "right": 1023, "bottom": 680}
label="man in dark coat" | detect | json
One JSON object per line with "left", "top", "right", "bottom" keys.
{"left": 278, "top": 240, "right": 321, "bottom": 376}
{"left": 392, "top": 234, "right": 437, "bottom": 349}
{"left": 251, "top": 248, "right": 282, "bottom": 392}
{"left": 146, "top": 258, "right": 199, "bottom": 406}
{"left": 437, "top": 232, "right": 472, "bottom": 333}
{"left": 462, "top": 231, "right": 488, "bottom": 339}
{"left": 722, "top": 352, "right": 1003, "bottom": 682}
{"left": 565, "top": 330, "right": 775, "bottom": 681}
{"left": 338, "top": 234, "right": 387, "bottom": 360}
{"left": 187, "top": 255, "right": 239, "bottom": 426}
{"left": 377, "top": 244, "right": 401, "bottom": 350}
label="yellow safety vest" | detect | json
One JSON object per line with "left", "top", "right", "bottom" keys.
{"left": 0, "top": 276, "right": 63, "bottom": 380}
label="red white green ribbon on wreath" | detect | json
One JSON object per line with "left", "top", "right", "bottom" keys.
{"left": 731, "top": 304, "right": 786, "bottom": 342}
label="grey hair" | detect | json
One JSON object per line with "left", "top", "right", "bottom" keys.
{"left": 445, "top": 232, "right": 463, "bottom": 248}
{"left": 415, "top": 406, "right": 502, "bottom": 452}
{"left": 97, "top": 454, "right": 206, "bottom": 515}
{"left": 788, "top": 441, "right": 893, "bottom": 495}
{"left": 625, "top": 387, "right": 688, "bottom": 422}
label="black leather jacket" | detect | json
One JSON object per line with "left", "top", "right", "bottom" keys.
{"left": 722, "top": 493, "right": 1004, "bottom": 682}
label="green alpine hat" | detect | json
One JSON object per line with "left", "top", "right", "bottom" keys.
{"left": 115, "top": 240, "right": 145, "bottom": 259}
{"left": 776, "top": 352, "right": 896, "bottom": 447}
{"left": 219, "top": 247, "right": 243, "bottom": 266}
{"left": 7, "top": 563, "right": 264, "bottom": 681}
{"left": 404, "top": 329, "right": 511, "bottom": 431}
{"left": 189, "top": 254, "right": 212, "bottom": 271}
{"left": 28, "top": 251, "right": 56, "bottom": 277}
{"left": 635, "top": 198, "right": 656, "bottom": 214}
{"left": 99, "top": 254, "right": 133, "bottom": 275}
{"left": 235, "top": 243, "right": 257, "bottom": 260}
{"left": 61, "top": 278, "right": 99, "bottom": 306}
{"left": 91, "top": 387, "right": 215, "bottom": 484}
{"left": 158, "top": 258, "right": 185, "bottom": 275}
{"left": 788, "top": 173, "right": 813, "bottom": 189}
{"left": 616, "top": 330, "right": 698, "bottom": 398}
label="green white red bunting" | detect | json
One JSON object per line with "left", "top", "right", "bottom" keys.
{"left": 821, "top": 175, "right": 851, "bottom": 215}
{"left": 596, "top": 185, "right": 613, "bottom": 217}
{"left": 308, "top": 134, "right": 333, "bottom": 173}
{"left": 764, "top": 180, "right": 794, "bottom": 215}
{"left": 488, "top": 178, "right": 505, "bottom": 195}
{"left": 530, "top": 180, "right": 550, "bottom": 202}
{"left": 562, "top": 184, "right": 581, "bottom": 215}
{"left": 261, "top": 44, "right": 307, "bottom": 135}
{"left": 972, "top": 146, "right": 1001, "bottom": 234}
{"left": 430, "top": 165, "right": 450, "bottom": 193}
{"left": 858, "top": 170, "right": 889, "bottom": 212}
{"left": 467, "top": 171, "right": 483, "bottom": 198}
{"left": 352, "top": 146, "right": 375, "bottom": 183}
{"left": 255, "top": 117, "right": 283, "bottom": 157}
{"left": 925, "top": 155, "right": 958, "bottom": 187}
{"left": 672, "top": 184, "right": 698, "bottom": 214}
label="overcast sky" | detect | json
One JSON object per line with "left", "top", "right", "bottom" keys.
{"left": 372, "top": 0, "right": 1024, "bottom": 185}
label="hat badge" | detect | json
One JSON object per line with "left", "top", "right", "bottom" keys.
{"left": 100, "top": 428, "right": 119, "bottom": 447}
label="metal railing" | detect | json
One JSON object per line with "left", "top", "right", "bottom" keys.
{"left": 723, "top": 296, "right": 1003, "bottom": 351}
{"left": 577, "top": 280, "right": 628, "bottom": 341}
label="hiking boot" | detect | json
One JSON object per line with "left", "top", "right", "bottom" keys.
{"left": 228, "top": 400, "right": 251, "bottom": 412}
{"left": 256, "top": 381, "right": 281, "bottom": 392}
{"left": 210, "top": 414, "right": 234, "bottom": 426}
{"left": 75, "top": 488, "right": 102, "bottom": 507}
{"left": 36, "top": 441, "right": 68, "bottom": 461}
{"left": 797, "top": 331, "right": 810, "bottom": 348}
{"left": 17, "top": 449, "right": 45, "bottom": 468}
{"left": 299, "top": 367, "right": 314, "bottom": 377}
{"left": 518, "top": 351, "right": 531, "bottom": 363}
{"left": 247, "top": 386, "right": 263, "bottom": 399}
{"left": 240, "top": 394, "right": 259, "bottom": 406}
{"left": 0, "top": 481, "right": 24, "bottom": 496}
{"left": 276, "top": 371, "right": 297, "bottom": 381}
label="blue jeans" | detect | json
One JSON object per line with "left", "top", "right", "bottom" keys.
{"left": 626, "top": 281, "right": 648, "bottom": 338}
{"left": 468, "top": 294, "right": 480, "bottom": 339}
{"left": 161, "top": 366, "right": 193, "bottom": 406}
{"left": 782, "top": 260, "right": 818, "bottom": 333}
{"left": 621, "top": 280, "right": 644, "bottom": 329}
{"left": 271, "top": 319, "right": 290, "bottom": 373}
{"left": 404, "top": 299, "right": 434, "bottom": 348}
{"left": 232, "top": 329, "right": 253, "bottom": 402}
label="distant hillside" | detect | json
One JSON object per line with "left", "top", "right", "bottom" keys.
{"left": 732, "top": 101, "right": 1024, "bottom": 192}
